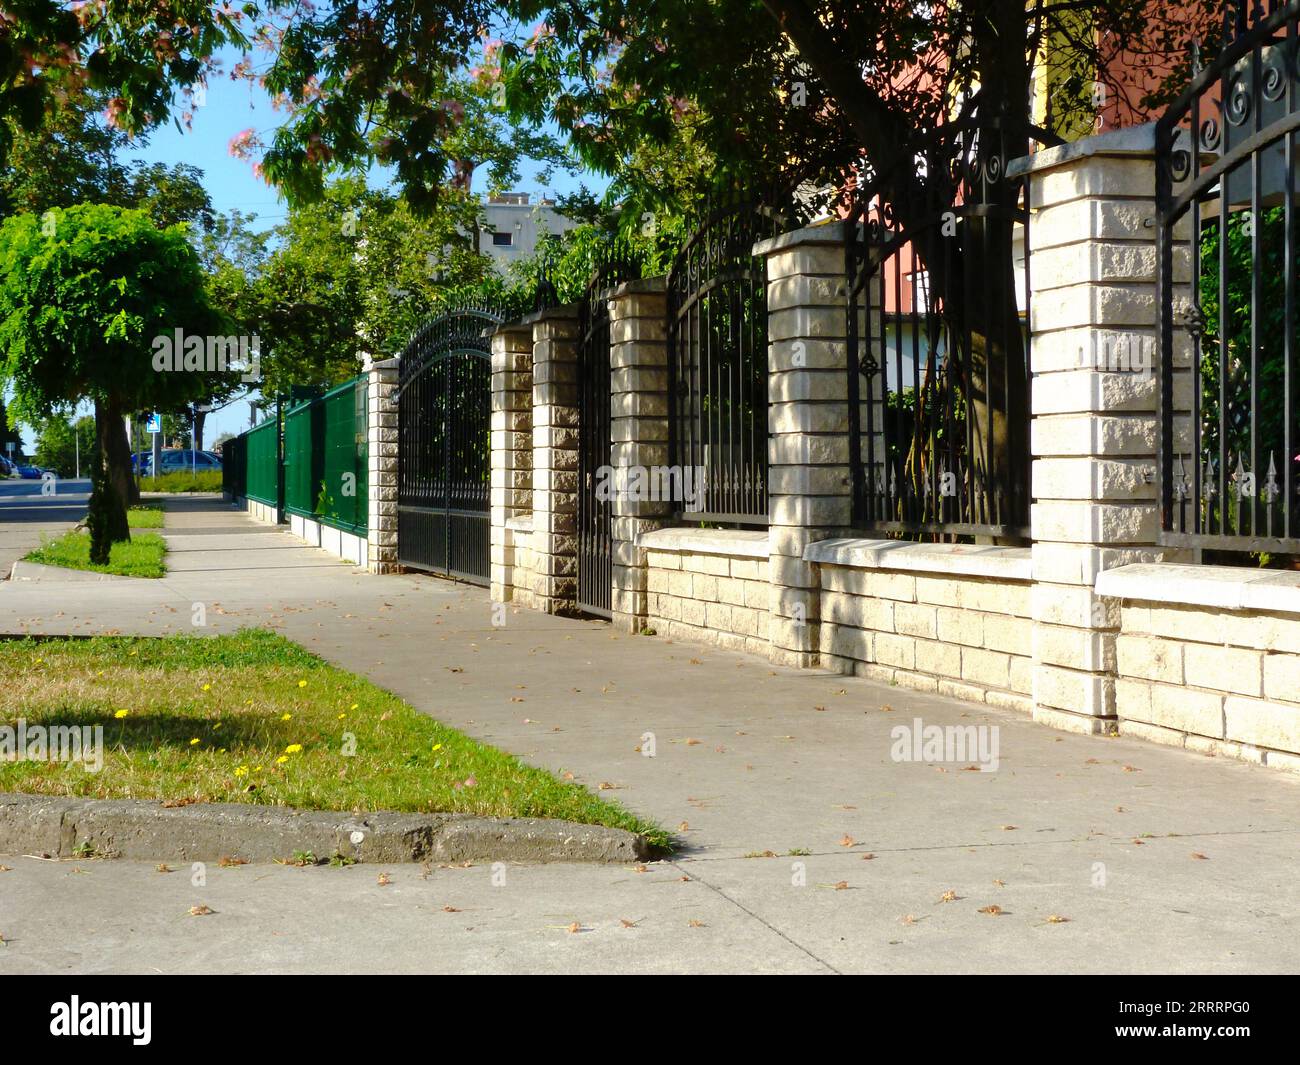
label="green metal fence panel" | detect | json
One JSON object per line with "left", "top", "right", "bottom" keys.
{"left": 320, "top": 377, "right": 368, "bottom": 535}
{"left": 282, "top": 397, "right": 317, "bottom": 520}
{"left": 281, "top": 376, "right": 368, "bottom": 535}
{"left": 245, "top": 416, "right": 280, "bottom": 507}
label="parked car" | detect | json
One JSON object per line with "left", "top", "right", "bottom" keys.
{"left": 16, "top": 465, "right": 45, "bottom": 479}
{"left": 157, "top": 449, "right": 222, "bottom": 472}
{"left": 0, "top": 455, "right": 16, "bottom": 477}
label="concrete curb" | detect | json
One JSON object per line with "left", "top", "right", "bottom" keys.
{"left": 8, "top": 560, "right": 140, "bottom": 582}
{"left": 0, "top": 793, "right": 653, "bottom": 865}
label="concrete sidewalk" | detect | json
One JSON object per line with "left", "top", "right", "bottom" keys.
{"left": 1, "top": 497, "right": 1299, "bottom": 973}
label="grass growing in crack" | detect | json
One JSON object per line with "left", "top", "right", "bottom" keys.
{"left": 0, "top": 630, "right": 668, "bottom": 847}
{"left": 126, "top": 505, "right": 165, "bottom": 529}
{"left": 24, "top": 529, "right": 167, "bottom": 578}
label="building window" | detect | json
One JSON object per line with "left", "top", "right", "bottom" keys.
{"left": 492, "top": 231, "right": 513, "bottom": 247}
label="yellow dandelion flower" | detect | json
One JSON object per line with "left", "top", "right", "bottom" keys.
{"left": 128, "top": 649, "right": 137, "bottom": 657}
{"left": 189, "top": 738, "right": 200, "bottom": 746}
{"left": 254, "top": 765, "right": 263, "bottom": 772}
{"left": 337, "top": 713, "right": 346, "bottom": 720}
{"left": 34, "top": 658, "right": 43, "bottom": 665}
{"left": 280, "top": 712, "right": 292, "bottom": 721}
{"left": 275, "top": 755, "right": 288, "bottom": 765}
{"left": 201, "top": 683, "right": 211, "bottom": 692}
{"left": 114, "top": 709, "right": 130, "bottom": 719}
{"left": 234, "top": 766, "right": 248, "bottom": 777}
{"left": 297, "top": 679, "right": 307, "bottom": 689}
{"left": 350, "top": 703, "right": 359, "bottom": 711}
{"left": 284, "top": 744, "right": 303, "bottom": 755}
{"left": 431, "top": 743, "right": 443, "bottom": 752}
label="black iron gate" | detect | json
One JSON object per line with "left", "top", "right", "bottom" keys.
{"left": 576, "top": 252, "right": 637, "bottom": 617}
{"left": 1156, "top": 1, "right": 1300, "bottom": 554}
{"left": 397, "top": 307, "right": 502, "bottom": 583}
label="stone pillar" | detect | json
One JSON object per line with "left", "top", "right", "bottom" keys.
{"left": 365, "top": 357, "right": 399, "bottom": 573}
{"left": 490, "top": 322, "right": 534, "bottom": 602}
{"left": 755, "top": 222, "right": 854, "bottom": 668}
{"left": 529, "top": 305, "right": 581, "bottom": 614}
{"left": 608, "top": 278, "right": 672, "bottom": 632}
{"left": 1010, "top": 124, "right": 1191, "bottom": 734}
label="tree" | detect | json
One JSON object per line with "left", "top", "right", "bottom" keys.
{"left": 0, "top": 204, "right": 229, "bottom": 551}
{"left": 33, "top": 411, "right": 96, "bottom": 477}
{"left": 0, "top": 2, "right": 245, "bottom": 172}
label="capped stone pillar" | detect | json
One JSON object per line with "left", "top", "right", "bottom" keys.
{"left": 490, "top": 321, "right": 534, "bottom": 602}
{"left": 608, "top": 278, "right": 672, "bottom": 632}
{"left": 365, "top": 357, "right": 399, "bottom": 573}
{"left": 529, "top": 305, "right": 581, "bottom": 614}
{"left": 1009, "top": 124, "right": 1191, "bottom": 735}
{"left": 755, "top": 222, "right": 854, "bottom": 668}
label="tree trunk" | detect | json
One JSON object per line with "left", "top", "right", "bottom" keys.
{"left": 94, "top": 397, "right": 133, "bottom": 544}
{"left": 193, "top": 405, "right": 207, "bottom": 453}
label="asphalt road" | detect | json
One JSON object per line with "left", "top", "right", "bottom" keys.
{"left": 0, "top": 477, "right": 91, "bottom": 575}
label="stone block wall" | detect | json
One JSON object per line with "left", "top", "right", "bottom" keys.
{"left": 806, "top": 541, "right": 1034, "bottom": 712}
{"left": 641, "top": 528, "right": 770, "bottom": 655}
{"left": 1098, "top": 565, "right": 1300, "bottom": 771}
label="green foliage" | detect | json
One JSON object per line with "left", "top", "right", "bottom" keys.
{"left": 1196, "top": 206, "right": 1290, "bottom": 470}
{"left": 0, "top": 2, "right": 245, "bottom": 171}
{"left": 0, "top": 204, "right": 229, "bottom": 422}
{"left": 33, "top": 413, "right": 97, "bottom": 476}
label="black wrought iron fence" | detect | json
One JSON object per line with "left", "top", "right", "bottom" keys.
{"left": 667, "top": 187, "right": 800, "bottom": 525}
{"left": 846, "top": 113, "right": 1053, "bottom": 541}
{"left": 1157, "top": 0, "right": 1300, "bottom": 554}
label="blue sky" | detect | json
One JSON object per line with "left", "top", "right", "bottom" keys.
{"left": 16, "top": 47, "right": 605, "bottom": 452}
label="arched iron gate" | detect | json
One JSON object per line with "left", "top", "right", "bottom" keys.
{"left": 576, "top": 250, "right": 639, "bottom": 617}
{"left": 1156, "top": 1, "right": 1300, "bottom": 554}
{"left": 397, "top": 306, "right": 502, "bottom": 582}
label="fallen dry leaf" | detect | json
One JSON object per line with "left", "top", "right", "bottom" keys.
{"left": 218, "top": 856, "right": 248, "bottom": 868}
{"left": 939, "top": 889, "right": 960, "bottom": 903}
{"left": 861, "top": 853, "right": 876, "bottom": 860}
{"left": 1191, "top": 852, "right": 1209, "bottom": 860}
{"left": 833, "top": 880, "right": 849, "bottom": 891}
{"left": 688, "top": 919, "right": 705, "bottom": 928}
{"left": 442, "top": 905, "right": 461, "bottom": 913}
{"left": 619, "top": 918, "right": 640, "bottom": 929}
{"left": 188, "top": 905, "right": 213, "bottom": 917}
{"left": 1045, "top": 914, "right": 1070, "bottom": 924}
{"left": 977, "top": 905, "right": 1004, "bottom": 916}
{"left": 566, "top": 921, "right": 582, "bottom": 934}
{"left": 377, "top": 872, "right": 392, "bottom": 886}
{"left": 839, "top": 834, "right": 855, "bottom": 847}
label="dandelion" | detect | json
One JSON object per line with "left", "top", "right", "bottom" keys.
{"left": 128, "top": 649, "right": 137, "bottom": 657}
{"left": 275, "top": 755, "right": 288, "bottom": 765}
{"left": 350, "top": 703, "right": 358, "bottom": 711}
{"left": 189, "top": 738, "right": 200, "bottom": 746}
{"left": 201, "top": 683, "right": 211, "bottom": 692}
{"left": 114, "top": 709, "right": 130, "bottom": 719}
{"left": 284, "top": 744, "right": 303, "bottom": 755}
{"left": 234, "top": 766, "right": 248, "bottom": 777}
{"left": 34, "top": 657, "right": 43, "bottom": 665}
{"left": 281, "top": 713, "right": 292, "bottom": 721}
{"left": 297, "top": 680, "right": 307, "bottom": 689}
{"left": 431, "top": 743, "right": 443, "bottom": 752}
